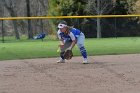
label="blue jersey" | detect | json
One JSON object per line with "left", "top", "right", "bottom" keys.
{"left": 70, "top": 28, "right": 81, "bottom": 38}
{"left": 57, "top": 28, "right": 81, "bottom": 41}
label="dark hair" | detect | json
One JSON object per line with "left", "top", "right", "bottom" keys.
{"left": 59, "top": 20, "right": 67, "bottom": 25}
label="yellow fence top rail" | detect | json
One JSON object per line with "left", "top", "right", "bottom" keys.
{"left": 0, "top": 15, "right": 140, "bottom": 20}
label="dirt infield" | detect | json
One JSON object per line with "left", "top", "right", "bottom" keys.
{"left": 0, "top": 54, "right": 140, "bottom": 93}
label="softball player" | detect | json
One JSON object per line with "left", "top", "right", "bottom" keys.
{"left": 57, "top": 21, "right": 89, "bottom": 64}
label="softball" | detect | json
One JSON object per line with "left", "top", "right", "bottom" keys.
{"left": 57, "top": 48, "right": 60, "bottom": 53}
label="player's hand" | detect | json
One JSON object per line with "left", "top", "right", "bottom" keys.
{"left": 59, "top": 44, "right": 64, "bottom": 48}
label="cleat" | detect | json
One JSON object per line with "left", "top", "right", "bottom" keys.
{"left": 82, "top": 59, "right": 89, "bottom": 64}
{"left": 57, "top": 59, "right": 65, "bottom": 63}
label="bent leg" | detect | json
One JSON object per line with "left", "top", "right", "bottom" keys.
{"left": 77, "top": 33, "right": 87, "bottom": 59}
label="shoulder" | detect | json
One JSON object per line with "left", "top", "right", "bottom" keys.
{"left": 70, "top": 28, "right": 80, "bottom": 31}
{"left": 70, "top": 28, "right": 76, "bottom": 31}
{"left": 57, "top": 29, "right": 61, "bottom": 35}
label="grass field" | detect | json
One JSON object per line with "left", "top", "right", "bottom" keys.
{"left": 0, "top": 37, "right": 140, "bottom": 61}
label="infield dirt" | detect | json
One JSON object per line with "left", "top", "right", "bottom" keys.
{"left": 0, "top": 54, "right": 140, "bottom": 93}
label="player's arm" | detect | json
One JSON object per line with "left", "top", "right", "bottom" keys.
{"left": 59, "top": 40, "right": 64, "bottom": 45}
{"left": 57, "top": 30, "right": 64, "bottom": 47}
{"left": 70, "top": 40, "right": 76, "bottom": 49}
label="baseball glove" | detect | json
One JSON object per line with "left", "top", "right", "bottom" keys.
{"left": 63, "top": 50, "right": 73, "bottom": 60}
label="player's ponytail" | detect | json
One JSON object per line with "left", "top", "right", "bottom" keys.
{"left": 64, "top": 26, "right": 70, "bottom": 35}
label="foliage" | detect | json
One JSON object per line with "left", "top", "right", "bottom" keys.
{"left": 48, "top": 0, "right": 86, "bottom": 28}
{"left": 48, "top": 0, "right": 140, "bottom": 38}
{"left": 85, "top": 0, "right": 114, "bottom": 15}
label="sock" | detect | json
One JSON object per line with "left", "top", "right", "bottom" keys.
{"left": 80, "top": 46, "right": 87, "bottom": 59}
{"left": 60, "top": 52, "right": 65, "bottom": 60}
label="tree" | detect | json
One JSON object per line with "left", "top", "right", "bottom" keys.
{"left": 26, "top": 0, "right": 33, "bottom": 39}
{"left": 48, "top": 0, "right": 86, "bottom": 31}
{"left": 85, "top": 0, "right": 114, "bottom": 38}
{"left": 1, "top": 0, "right": 20, "bottom": 39}
{"left": 0, "top": 2, "right": 5, "bottom": 43}
{"left": 112, "top": 0, "right": 140, "bottom": 37}
{"left": 31, "top": 0, "right": 49, "bottom": 35}
{"left": 135, "top": 0, "right": 140, "bottom": 13}
{"left": 0, "top": 0, "right": 50, "bottom": 39}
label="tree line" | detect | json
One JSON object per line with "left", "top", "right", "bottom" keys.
{"left": 0, "top": 0, "right": 49, "bottom": 39}
{"left": 0, "top": 0, "right": 140, "bottom": 39}
{"left": 49, "top": 0, "right": 140, "bottom": 38}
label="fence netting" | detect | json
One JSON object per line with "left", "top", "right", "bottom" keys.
{"left": 0, "top": 16, "right": 140, "bottom": 43}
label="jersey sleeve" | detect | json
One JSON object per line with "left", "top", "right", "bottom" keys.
{"left": 69, "top": 32, "right": 76, "bottom": 41}
{"left": 57, "top": 30, "right": 62, "bottom": 40}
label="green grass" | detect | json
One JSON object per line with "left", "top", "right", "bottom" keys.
{"left": 85, "top": 37, "right": 140, "bottom": 55}
{"left": 0, "top": 35, "right": 57, "bottom": 43}
{"left": 0, "top": 37, "right": 140, "bottom": 61}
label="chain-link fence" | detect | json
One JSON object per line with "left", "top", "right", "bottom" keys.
{"left": 0, "top": 16, "right": 140, "bottom": 43}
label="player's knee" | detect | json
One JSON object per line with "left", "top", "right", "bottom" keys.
{"left": 77, "top": 44, "right": 84, "bottom": 48}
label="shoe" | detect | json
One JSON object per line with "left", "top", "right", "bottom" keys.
{"left": 82, "top": 59, "right": 89, "bottom": 64}
{"left": 57, "top": 59, "right": 65, "bottom": 63}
